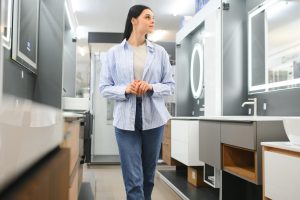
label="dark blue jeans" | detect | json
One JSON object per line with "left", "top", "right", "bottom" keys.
{"left": 115, "top": 97, "right": 164, "bottom": 200}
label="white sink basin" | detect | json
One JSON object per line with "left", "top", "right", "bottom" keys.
{"left": 283, "top": 117, "right": 300, "bottom": 145}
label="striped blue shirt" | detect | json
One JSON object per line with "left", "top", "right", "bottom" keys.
{"left": 99, "top": 39, "right": 175, "bottom": 131}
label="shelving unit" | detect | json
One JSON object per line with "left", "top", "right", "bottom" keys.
{"left": 222, "top": 144, "right": 257, "bottom": 183}
{"left": 204, "top": 164, "right": 220, "bottom": 188}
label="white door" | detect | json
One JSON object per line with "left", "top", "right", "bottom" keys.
{"left": 91, "top": 50, "right": 119, "bottom": 163}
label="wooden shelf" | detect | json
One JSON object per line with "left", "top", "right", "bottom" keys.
{"left": 223, "top": 144, "right": 257, "bottom": 182}
{"left": 224, "top": 166, "right": 256, "bottom": 181}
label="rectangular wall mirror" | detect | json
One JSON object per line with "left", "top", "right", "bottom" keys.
{"left": 248, "top": 0, "right": 300, "bottom": 93}
{"left": 1, "top": 0, "right": 13, "bottom": 49}
{"left": 12, "top": 0, "right": 40, "bottom": 73}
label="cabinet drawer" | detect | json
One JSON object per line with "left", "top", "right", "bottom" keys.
{"left": 62, "top": 121, "right": 80, "bottom": 175}
{"left": 221, "top": 122, "right": 256, "bottom": 150}
{"left": 264, "top": 150, "right": 300, "bottom": 200}
{"left": 69, "top": 165, "right": 79, "bottom": 200}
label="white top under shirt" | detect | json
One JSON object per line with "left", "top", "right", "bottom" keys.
{"left": 132, "top": 43, "right": 147, "bottom": 80}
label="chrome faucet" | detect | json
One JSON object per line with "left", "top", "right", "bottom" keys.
{"left": 241, "top": 98, "right": 257, "bottom": 116}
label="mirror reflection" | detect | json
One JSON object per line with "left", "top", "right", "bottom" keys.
{"left": 266, "top": 0, "right": 300, "bottom": 84}
{"left": 190, "top": 43, "right": 204, "bottom": 99}
{"left": 248, "top": 0, "right": 300, "bottom": 93}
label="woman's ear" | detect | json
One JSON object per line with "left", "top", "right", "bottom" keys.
{"left": 131, "top": 18, "right": 137, "bottom": 25}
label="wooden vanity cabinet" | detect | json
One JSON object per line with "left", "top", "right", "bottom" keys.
{"left": 221, "top": 121, "right": 287, "bottom": 184}
{"left": 62, "top": 119, "right": 83, "bottom": 200}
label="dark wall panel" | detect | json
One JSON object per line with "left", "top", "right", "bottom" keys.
{"left": 251, "top": 89, "right": 300, "bottom": 116}
{"left": 2, "top": 49, "right": 35, "bottom": 99}
{"left": 175, "top": 24, "right": 205, "bottom": 117}
{"left": 88, "top": 32, "right": 123, "bottom": 43}
{"left": 222, "top": 0, "right": 248, "bottom": 115}
{"left": 34, "top": 0, "right": 64, "bottom": 108}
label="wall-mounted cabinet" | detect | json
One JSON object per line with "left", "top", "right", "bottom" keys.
{"left": 220, "top": 120, "right": 287, "bottom": 184}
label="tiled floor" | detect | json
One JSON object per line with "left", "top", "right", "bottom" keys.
{"left": 81, "top": 164, "right": 182, "bottom": 200}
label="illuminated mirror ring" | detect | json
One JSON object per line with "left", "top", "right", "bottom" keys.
{"left": 190, "top": 43, "right": 204, "bottom": 99}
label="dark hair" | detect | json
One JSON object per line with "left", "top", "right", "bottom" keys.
{"left": 123, "top": 5, "right": 151, "bottom": 40}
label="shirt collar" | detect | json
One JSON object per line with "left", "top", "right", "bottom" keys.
{"left": 121, "top": 39, "right": 154, "bottom": 53}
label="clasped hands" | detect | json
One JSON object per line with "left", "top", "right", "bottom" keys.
{"left": 125, "top": 80, "right": 153, "bottom": 96}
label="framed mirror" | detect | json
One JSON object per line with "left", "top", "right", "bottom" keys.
{"left": 1, "top": 0, "right": 13, "bottom": 49}
{"left": 190, "top": 42, "right": 204, "bottom": 99}
{"left": 12, "top": 0, "right": 40, "bottom": 73}
{"left": 248, "top": 0, "right": 300, "bottom": 93}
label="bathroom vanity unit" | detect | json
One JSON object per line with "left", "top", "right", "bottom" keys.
{"left": 262, "top": 142, "right": 300, "bottom": 200}
{"left": 159, "top": 116, "right": 288, "bottom": 200}
{"left": 199, "top": 116, "right": 288, "bottom": 185}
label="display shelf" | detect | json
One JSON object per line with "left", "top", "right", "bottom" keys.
{"left": 222, "top": 144, "right": 257, "bottom": 183}
{"left": 204, "top": 164, "right": 220, "bottom": 188}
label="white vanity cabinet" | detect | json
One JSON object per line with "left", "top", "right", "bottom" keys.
{"left": 262, "top": 142, "right": 300, "bottom": 200}
{"left": 171, "top": 119, "right": 204, "bottom": 166}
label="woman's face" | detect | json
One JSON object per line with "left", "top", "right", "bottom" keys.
{"left": 132, "top": 9, "right": 155, "bottom": 34}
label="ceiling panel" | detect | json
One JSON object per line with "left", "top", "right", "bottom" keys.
{"left": 72, "top": 0, "right": 195, "bottom": 41}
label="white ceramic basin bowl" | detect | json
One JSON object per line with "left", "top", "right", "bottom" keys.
{"left": 283, "top": 118, "right": 300, "bottom": 145}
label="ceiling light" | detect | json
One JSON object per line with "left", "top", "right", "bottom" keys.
{"left": 78, "top": 46, "right": 88, "bottom": 57}
{"left": 148, "top": 30, "right": 167, "bottom": 42}
{"left": 171, "top": 0, "right": 194, "bottom": 16}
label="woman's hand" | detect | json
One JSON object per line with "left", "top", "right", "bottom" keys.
{"left": 125, "top": 80, "right": 153, "bottom": 96}
{"left": 125, "top": 80, "right": 139, "bottom": 95}
{"left": 135, "top": 80, "right": 153, "bottom": 96}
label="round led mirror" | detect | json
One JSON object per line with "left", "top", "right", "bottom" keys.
{"left": 190, "top": 43, "right": 204, "bottom": 99}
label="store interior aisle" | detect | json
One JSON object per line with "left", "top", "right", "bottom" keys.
{"left": 79, "top": 164, "right": 182, "bottom": 200}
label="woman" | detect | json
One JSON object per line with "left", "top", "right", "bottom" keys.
{"left": 99, "top": 4, "right": 175, "bottom": 200}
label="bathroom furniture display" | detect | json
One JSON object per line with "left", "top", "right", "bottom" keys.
{"left": 12, "top": 0, "right": 40, "bottom": 73}
{"left": 198, "top": 117, "right": 288, "bottom": 186}
{"left": 163, "top": 116, "right": 288, "bottom": 199}
{"left": 220, "top": 119, "right": 287, "bottom": 184}
{"left": 171, "top": 119, "right": 204, "bottom": 166}
{"left": 262, "top": 142, "right": 300, "bottom": 200}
